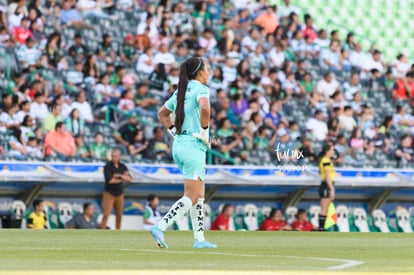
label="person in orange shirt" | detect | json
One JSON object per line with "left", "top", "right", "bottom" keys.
{"left": 260, "top": 208, "right": 292, "bottom": 231}
{"left": 291, "top": 209, "right": 317, "bottom": 232}
{"left": 44, "top": 121, "right": 76, "bottom": 160}
{"left": 392, "top": 72, "right": 414, "bottom": 102}
{"left": 211, "top": 204, "right": 234, "bottom": 231}
{"left": 254, "top": 6, "right": 278, "bottom": 34}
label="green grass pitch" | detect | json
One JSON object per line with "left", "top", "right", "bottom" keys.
{"left": 0, "top": 230, "right": 413, "bottom": 274}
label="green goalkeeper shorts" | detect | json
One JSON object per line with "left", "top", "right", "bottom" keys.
{"left": 172, "top": 139, "right": 206, "bottom": 181}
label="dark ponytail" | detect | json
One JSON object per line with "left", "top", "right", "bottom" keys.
{"left": 318, "top": 143, "right": 333, "bottom": 165}
{"left": 175, "top": 57, "right": 204, "bottom": 133}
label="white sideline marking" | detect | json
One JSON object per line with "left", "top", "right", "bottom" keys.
{"left": 9, "top": 247, "right": 364, "bottom": 270}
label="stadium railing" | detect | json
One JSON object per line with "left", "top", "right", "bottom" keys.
{"left": 1, "top": 161, "right": 413, "bottom": 213}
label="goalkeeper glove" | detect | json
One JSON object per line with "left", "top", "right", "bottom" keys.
{"left": 192, "top": 126, "right": 210, "bottom": 149}
{"left": 168, "top": 125, "right": 177, "bottom": 139}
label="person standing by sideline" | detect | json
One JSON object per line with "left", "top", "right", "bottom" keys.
{"left": 143, "top": 194, "right": 161, "bottom": 230}
{"left": 318, "top": 143, "right": 336, "bottom": 231}
{"left": 100, "top": 149, "right": 132, "bottom": 230}
{"left": 150, "top": 57, "right": 217, "bottom": 249}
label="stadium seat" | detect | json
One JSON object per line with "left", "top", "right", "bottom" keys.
{"left": 242, "top": 203, "right": 259, "bottom": 231}
{"left": 285, "top": 206, "right": 298, "bottom": 225}
{"left": 57, "top": 202, "right": 73, "bottom": 228}
{"left": 203, "top": 203, "right": 211, "bottom": 230}
{"left": 352, "top": 208, "right": 370, "bottom": 232}
{"left": 336, "top": 205, "right": 350, "bottom": 232}
{"left": 11, "top": 200, "right": 26, "bottom": 229}
{"left": 371, "top": 209, "right": 390, "bottom": 233}
{"left": 396, "top": 208, "right": 413, "bottom": 233}
{"left": 308, "top": 205, "right": 321, "bottom": 229}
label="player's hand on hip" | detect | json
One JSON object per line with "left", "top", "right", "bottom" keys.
{"left": 193, "top": 127, "right": 211, "bottom": 149}
{"left": 168, "top": 126, "right": 177, "bottom": 139}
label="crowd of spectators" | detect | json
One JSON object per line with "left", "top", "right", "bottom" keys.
{"left": 0, "top": 0, "right": 414, "bottom": 167}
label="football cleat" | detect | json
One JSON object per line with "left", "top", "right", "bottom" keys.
{"left": 193, "top": 240, "right": 217, "bottom": 249}
{"left": 150, "top": 226, "right": 168, "bottom": 249}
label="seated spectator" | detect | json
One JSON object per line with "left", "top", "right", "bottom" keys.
{"left": 0, "top": 103, "right": 19, "bottom": 132}
{"left": 52, "top": 93, "right": 72, "bottom": 120}
{"left": 231, "top": 91, "right": 248, "bottom": 117}
{"left": 153, "top": 43, "right": 176, "bottom": 66}
{"left": 367, "top": 69, "right": 386, "bottom": 93}
{"left": 320, "top": 40, "right": 341, "bottom": 72}
{"left": 20, "top": 115, "right": 35, "bottom": 142}
{"left": 391, "top": 53, "right": 411, "bottom": 79}
{"left": 316, "top": 71, "right": 341, "bottom": 100}
{"left": 65, "top": 60, "right": 85, "bottom": 89}
{"left": 338, "top": 106, "right": 357, "bottom": 132}
{"left": 16, "top": 37, "right": 41, "bottom": 69}
{"left": 260, "top": 208, "right": 292, "bottom": 231}
{"left": 350, "top": 127, "right": 365, "bottom": 153}
{"left": 264, "top": 100, "right": 288, "bottom": 131}
{"left": 148, "top": 63, "right": 168, "bottom": 92}
{"left": 136, "top": 13, "right": 158, "bottom": 42}
{"left": 46, "top": 5, "right": 62, "bottom": 32}
{"left": 11, "top": 16, "right": 32, "bottom": 44}
{"left": 245, "top": 112, "right": 262, "bottom": 137}
{"left": 306, "top": 110, "right": 328, "bottom": 142}
{"left": 76, "top": 0, "right": 111, "bottom": 20}
{"left": 392, "top": 72, "right": 414, "bottom": 103}
{"left": 248, "top": 44, "right": 266, "bottom": 77}
{"left": 6, "top": 72, "right": 24, "bottom": 96}
{"left": 314, "top": 29, "right": 330, "bottom": 50}
{"left": 135, "top": 84, "right": 158, "bottom": 117}
{"left": 27, "top": 199, "right": 47, "bottom": 229}
{"left": 145, "top": 127, "right": 171, "bottom": 161}
{"left": 8, "top": 128, "right": 28, "bottom": 160}
{"left": 44, "top": 122, "right": 76, "bottom": 160}
{"left": 89, "top": 132, "right": 109, "bottom": 160}
{"left": 393, "top": 105, "right": 414, "bottom": 134}
{"left": 26, "top": 137, "right": 43, "bottom": 159}
{"left": 254, "top": 5, "right": 278, "bottom": 34}
{"left": 65, "top": 108, "right": 84, "bottom": 136}
{"left": 120, "top": 34, "right": 137, "bottom": 65}
{"left": 113, "top": 114, "right": 140, "bottom": 147}
{"left": 97, "top": 33, "right": 116, "bottom": 62}
{"left": 334, "top": 134, "right": 357, "bottom": 166}
{"left": 343, "top": 73, "right": 362, "bottom": 101}
{"left": 217, "top": 118, "right": 234, "bottom": 138}
{"left": 71, "top": 92, "right": 94, "bottom": 123}
{"left": 291, "top": 209, "right": 315, "bottom": 231}
{"left": 211, "top": 204, "right": 234, "bottom": 231}
{"left": 95, "top": 73, "right": 119, "bottom": 106}
{"left": 299, "top": 137, "right": 316, "bottom": 163}
{"left": 254, "top": 126, "right": 271, "bottom": 150}
{"left": 68, "top": 33, "right": 89, "bottom": 60}
{"left": 128, "top": 129, "right": 149, "bottom": 157}
{"left": 217, "top": 131, "right": 244, "bottom": 163}
{"left": 0, "top": 94, "right": 13, "bottom": 113}
{"left": 143, "top": 194, "right": 161, "bottom": 230}
{"left": 42, "top": 104, "right": 62, "bottom": 132}
{"left": 394, "top": 134, "right": 413, "bottom": 168}
{"left": 136, "top": 46, "right": 155, "bottom": 75}
{"left": 74, "top": 134, "right": 90, "bottom": 159}
{"left": 66, "top": 203, "right": 99, "bottom": 229}
{"left": 60, "top": 0, "right": 83, "bottom": 28}
{"left": 365, "top": 49, "right": 385, "bottom": 74}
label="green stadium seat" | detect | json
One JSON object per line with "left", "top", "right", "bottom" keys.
{"left": 351, "top": 207, "right": 371, "bottom": 232}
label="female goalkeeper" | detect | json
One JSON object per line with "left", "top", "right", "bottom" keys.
{"left": 150, "top": 57, "right": 217, "bottom": 249}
